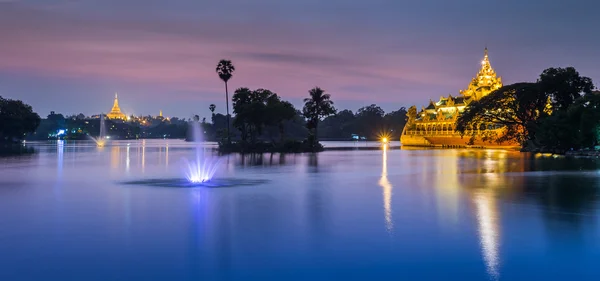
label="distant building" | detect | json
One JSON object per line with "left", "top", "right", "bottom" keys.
{"left": 106, "top": 93, "right": 127, "bottom": 120}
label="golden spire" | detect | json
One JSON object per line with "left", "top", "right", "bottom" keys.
{"left": 459, "top": 48, "right": 503, "bottom": 100}
{"left": 107, "top": 92, "right": 127, "bottom": 120}
{"left": 112, "top": 93, "right": 120, "bottom": 111}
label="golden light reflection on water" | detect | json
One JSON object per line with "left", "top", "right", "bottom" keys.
{"left": 432, "top": 149, "right": 518, "bottom": 280}
{"left": 457, "top": 150, "right": 521, "bottom": 281}
{"left": 473, "top": 186, "right": 500, "bottom": 280}
{"left": 434, "top": 150, "right": 460, "bottom": 226}
{"left": 141, "top": 140, "right": 146, "bottom": 173}
{"left": 379, "top": 145, "right": 393, "bottom": 233}
{"left": 110, "top": 146, "right": 120, "bottom": 169}
{"left": 125, "top": 146, "right": 130, "bottom": 173}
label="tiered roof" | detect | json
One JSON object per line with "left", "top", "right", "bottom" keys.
{"left": 414, "top": 48, "right": 503, "bottom": 122}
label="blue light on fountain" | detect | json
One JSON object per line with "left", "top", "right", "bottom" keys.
{"left": 184, "top": 120, "right": 221, "bottom": 184}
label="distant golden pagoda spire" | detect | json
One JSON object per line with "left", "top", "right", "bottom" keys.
{"left": 106, "top": 92, "right": 127, "bottom": 120}
{"left": 460, "top": 48, "right": 503, "bottom": 100}
{"left": 112, "top": 93, "right": 120, "bottom": 111}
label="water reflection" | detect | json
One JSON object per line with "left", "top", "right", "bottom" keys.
{"left": 57, "top": 140, "right": 64, "bottom": 177}
{"left": 472, "top": 186, "right": 500, "bottom": 280}
{"left": 308, "top": 153, "right": 318, "bottom": 173}
{"left": 458, "top": 151, "right": 514, "bottom": 280}
{"left": 142, "top": 140, "right": 146, "bottom": 172}
{"left": 125, "top": 145, "right": 130, "bottom": 173}
{"left": 111, "top": 146, "right": 120, "bottom": 169}
{"left": 235, "top": 153, "right": 298, "bottom": 167}
{"left": 13, "top": 141, "right": 600, "bottom": 280}
{"left": 379, "top": 145, "right": 393, "bottom": 233}
{"left": 434, "top": 150, "right": 460, "bottom": 226}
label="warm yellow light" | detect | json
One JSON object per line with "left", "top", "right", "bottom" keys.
{"left": 382, "top": 137, "right": 388, "bottom": 143}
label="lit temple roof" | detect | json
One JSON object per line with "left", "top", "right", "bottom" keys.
{"left": 459, "top": 48, "right": 503, "bottom": 100}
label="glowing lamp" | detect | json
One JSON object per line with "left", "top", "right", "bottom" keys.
{"left": 382, "top": 137, "right": 388, "bottom": 143}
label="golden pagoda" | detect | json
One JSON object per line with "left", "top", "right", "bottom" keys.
{"left": 106, "top": 93, "right": 127, "bottom": 120}
{"left": 460, "top": 48, "right": 503, "bottom": 100}
{"left": 401, "top": 48, "right": 518, "bottom": 148}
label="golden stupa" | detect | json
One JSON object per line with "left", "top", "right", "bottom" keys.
{"left": 106, "top": 93, "right": 127, "bottom": 120}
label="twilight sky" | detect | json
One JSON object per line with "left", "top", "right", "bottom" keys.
{"left": 1, "top": 0, "right": 599, "bottom": 119}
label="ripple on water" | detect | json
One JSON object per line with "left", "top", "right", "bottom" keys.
{"left": 121, "top": 178, "right": 268, "bottom": 188}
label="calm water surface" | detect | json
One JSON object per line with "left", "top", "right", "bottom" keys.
{"left": 1, "top": 140, "right": 600, "bottom": 280}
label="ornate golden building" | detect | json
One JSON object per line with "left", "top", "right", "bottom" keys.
{"left": 106, "top": 93, "right": 127, "bottom": 120}
{"left": 401, "top": 48, "right": 518, "bottom": 148}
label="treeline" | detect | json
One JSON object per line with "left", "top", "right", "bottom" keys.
{"left": 457, "top": 67, "right": 599, "bottom": 152}
{"left": 0, "top": 96, "right": 41, "bottom": 143}
{"left": 6, "top": 97, "right": 406, "bottom": 147}
{"left": 28, "top": 113, "right": 193, "bottom": 141}
{"left": 207, "top": 95, "right": 407, "bottom": 144}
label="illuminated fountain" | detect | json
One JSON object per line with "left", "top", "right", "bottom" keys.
{"left": 123, "top": 118, "right": 267, "bottom": 188}
{"left": 90, "top": 114, "right": 108, "bottom": 147}
{"left": 183, "top": 119, "right": 221, "bottom": 184}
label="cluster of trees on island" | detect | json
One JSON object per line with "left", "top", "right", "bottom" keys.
{"left": 456, "top": 67, "right": 598, "bottom": 152}
{"left": 214, "top": 85, "right": 408, "bottom": 152}
{"left": 213, "top": 59, "right": 407, "bottom": 152}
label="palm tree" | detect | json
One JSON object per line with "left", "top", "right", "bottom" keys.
{"left": 209, "top": 104, "right": 216, "bottom": 116}
{"left": 302, "top": 87, "right": 336, "bottom": 147}
{"left": 216, "top": 60, "right": 235, "bottom": 143}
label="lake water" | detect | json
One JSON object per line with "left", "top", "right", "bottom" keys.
{"left": 1, "top": 140, "right": 600, "bottom": 280}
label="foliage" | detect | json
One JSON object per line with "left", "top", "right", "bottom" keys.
{"left": 302, "top": 87, "right": 336, "bottom": 149}
{"left": 0, "top": 96, "right": 41, "bottom": 142}
{"left": 319, "top": 109, "right": 356, "bottom": 139}
{"left": 456, "top": 67, "right": 598, "bottom": 151}
{"left": 538, "top": 67, "right": 594, "bottom": 110}
{"left": 216, "top": 60, "right": 235, "bottom": 83}
{"left": 383, "top": 107, "right": 408, "bottom": 138}
{"left": 318, "top": 107, "right": 408, "bottom": 140}
{"left": 536, "top": 93, "right": 600, "bottom": 150}
{"left": 354, "top": 104, "right": 385, "bottom": 138}
{"left": 232, "top": 88, "right": 297, "bottom": 144}
{"left": 456, "top": 83, "right": 546, "bottom": 145}
{"left": 265, "top": 96, "right": 297, "bottom": 143}
{"left": 216, "top": 59, "right": 235, "bottom": 143}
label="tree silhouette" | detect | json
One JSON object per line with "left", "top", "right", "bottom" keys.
{"left": 216, "top": 59, "right": 235, "bottom": 143}
{"left": 0, "top": 96, "right": 41, "bottom": 142}
{"left": 265, "top": 95, "right": 297, "bottom": 143}
{"left": 456, "top": 82, "right": 546, "bottom": 145}
{"left": 302, "top": 87, "right": 336, "bottom": 148}
{"left": 538, "top": 67, "right": 594, "bottom": 110}
{"left": 209, "top": 104, "right": 216, "bottom": 117}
